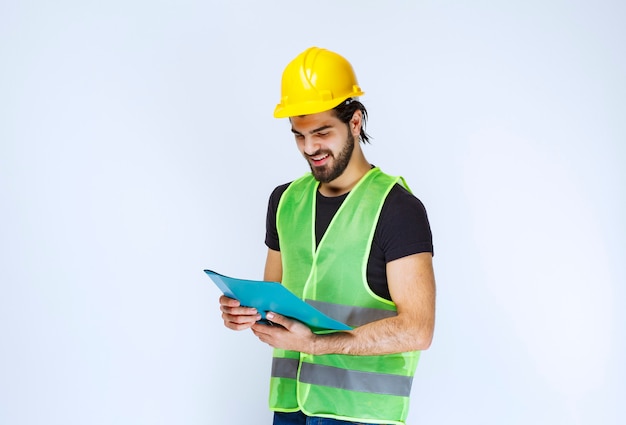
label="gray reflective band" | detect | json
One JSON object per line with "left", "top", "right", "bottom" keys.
{"left": 299, "top": 362, "right": 413, "bottom": 397}
{"left": 271, "top": 357, "right": 298, "bottom": 380}
{"left": 305, "top": 299, "right": 397, "bottom": 327}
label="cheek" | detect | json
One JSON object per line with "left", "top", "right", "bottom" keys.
{"left": 295, "top": 138, "right": 306, "bottom": 153}
{"left": 326, "top": 136, "right": 345, "bottom": 153}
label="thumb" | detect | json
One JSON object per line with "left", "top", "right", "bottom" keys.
{"left": 266, "top": 312, "right": 289, "bottom": 327}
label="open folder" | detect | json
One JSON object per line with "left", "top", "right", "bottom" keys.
{"left": 204, "top": 269, "right": 352, "bottom": 331}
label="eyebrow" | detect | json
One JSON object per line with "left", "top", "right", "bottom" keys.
{"left": 291, "top": 124, "right": 333, "bottom": 136}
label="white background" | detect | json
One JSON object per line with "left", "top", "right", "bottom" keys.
{"left": 1, "top": 1, "right": 624, "bottom": 424}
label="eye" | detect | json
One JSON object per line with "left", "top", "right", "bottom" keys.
{"left": 316, "top": 132, "right": 329, "bottom": 138}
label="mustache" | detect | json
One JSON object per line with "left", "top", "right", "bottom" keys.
{"left": 306, "top": 150, "right": 332, "bottom": 158}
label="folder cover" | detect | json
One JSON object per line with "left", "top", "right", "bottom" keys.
{"left": 204, "top": 269, "right": 351, "bottom": 331}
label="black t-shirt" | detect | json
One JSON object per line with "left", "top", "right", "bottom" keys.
{"left": 265, "top": 182, "right": 433, "bottom": 301}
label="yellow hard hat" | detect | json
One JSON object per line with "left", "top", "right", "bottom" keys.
{"left": 273, "top": 47, "right": 365, "bottom": 118}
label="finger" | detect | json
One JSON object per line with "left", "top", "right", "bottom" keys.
{"left": 220, "top": 304, "right": 258, "bottom": 316}
{"left": 251, "top": 328, "right": 269, "bottom": 345}
{"left": 251, "top": 324, "right": 274, "bottom": 341}
{"left": 219, "top": 295, "right": 241, "bottom": 307}
{"left": 224, "top": 320, "right": 254, "bottom": 331}
{"left": 223, "top": 314, "right": 260, "bottom": 331}
{"left": 265, "top": 312, "right": 290, "bottom": 328}
{"left": 222, "top": 311, "right": 261, "bottom": 324}
{"left": 251, "top": 322, "right": 275, "bottom": 333}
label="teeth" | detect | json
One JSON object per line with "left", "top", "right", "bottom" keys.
{"left": 313, "top": 154, "right": 329, "bottom": 161}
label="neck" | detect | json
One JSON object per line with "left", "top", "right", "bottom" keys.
{"left": 318, "top": 151, "right": 372, "bottom": 197}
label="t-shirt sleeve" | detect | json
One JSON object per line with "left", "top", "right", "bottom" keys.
{"left": 264, "top": 183, "right": 290, "bottom": 251}
{"left": 375, "top": 184, "right": 434, "bottom": 262}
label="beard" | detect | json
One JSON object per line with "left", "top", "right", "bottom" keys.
{"left": 308, "top": 131, "right": 355, "bottom": 183}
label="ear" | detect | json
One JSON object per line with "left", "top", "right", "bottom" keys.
{"left": 349, "top": 109, "right": 363, "bottom": 138}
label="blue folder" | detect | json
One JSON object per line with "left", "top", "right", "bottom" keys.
{"left": 204, "top": 269, "right": 352, "bottom": 331}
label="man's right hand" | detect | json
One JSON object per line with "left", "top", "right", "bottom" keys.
{"left": 219, "top": 295, "right": 262, "bottom": 331}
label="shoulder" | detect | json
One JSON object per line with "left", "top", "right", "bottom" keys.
{"left": 376, "top": 183, "right": 433, "bottom": 259}
{"left": 270, "top": 182, "right": 291, "bottom": 199}
{"left": 382, "top": 184, "right": 429, "bottom": 218}
{"left": 266, "top": 182, "right": 292, "bottom": 222}
{"left": 269, "top": 171, "right": 316, "bottom": 202}
{"left": 268, "top": 182, "right": 291, "bottom": 207}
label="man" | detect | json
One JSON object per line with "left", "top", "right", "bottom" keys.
{"left": 219, "top": 47, "right": 435, "bottom": 425}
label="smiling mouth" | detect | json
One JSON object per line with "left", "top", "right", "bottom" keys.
{"left": 310, "top": 153, "right": 330, "bottom": 166}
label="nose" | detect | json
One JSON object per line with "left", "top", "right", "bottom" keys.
{"left": 300, "top": 136, "right": 320, "bottom": 156}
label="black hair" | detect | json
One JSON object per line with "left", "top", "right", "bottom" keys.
{"left": 331, "top": 98, "right": 371, "bottom": 144}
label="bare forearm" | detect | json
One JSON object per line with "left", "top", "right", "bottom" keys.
{"left": 313, "top": 315, "right": 433, "bottom": 356}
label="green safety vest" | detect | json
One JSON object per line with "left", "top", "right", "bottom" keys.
{"left": 270, "top": 167, "right": 420, "bottom": 425}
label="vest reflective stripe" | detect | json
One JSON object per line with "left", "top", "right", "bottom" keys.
{"left": 271, "top": 358, "right": 413, "bottom": 398}
{"left": 306, "top": 299, "right": 398, "bottom": 327}
{"left": 271, "top": 357, "right": 298, "bottom": 380}
{"left": 299, "top": 362, "right": 413, "bottom": 397}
